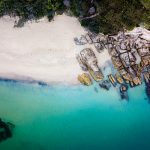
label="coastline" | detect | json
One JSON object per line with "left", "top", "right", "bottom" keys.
{"left": 1, "top": 1, "right": 150, "bottom": 149}
{"left": 0, "top": 14, "right": 110, "bottom": 85}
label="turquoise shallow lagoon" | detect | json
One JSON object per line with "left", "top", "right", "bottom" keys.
{"left": 0, "top": 81, "right": 150, "bottom": 150}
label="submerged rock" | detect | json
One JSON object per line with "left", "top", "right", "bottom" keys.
{"left": 94, "top": 87, "right": 99, "bottom": 93}
{"left": 99, "top": 80, "right": 111, "bottom": 90}
{"left": 0, "top": 118, "right": 15, "bottom": 142}
{"left": 146, "top": 81, "right": 150, "bottom": 101}
{"left": 120, "top": 84, "right": 129, "bottom": 100}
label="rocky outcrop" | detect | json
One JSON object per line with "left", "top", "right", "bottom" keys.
{"left": 78, "top": 73, "right": 92, "bottom": 86}
{"left": 77, "top": 48, "right": 103, "bottom": 81}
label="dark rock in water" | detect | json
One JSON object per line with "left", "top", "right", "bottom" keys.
{"left": 120, "top": 84, "right": 129, "bottom": 101}
{"left": 99, "top": 80, "right": 111, "bottom": 90}
{"left": 0, "top": 78, "right": 18, "bottom": 83}
{"left": 144, "top": 97, "right": 148, "bottom": 100}
{"left": 0, "top": 118, "right": 15, "bottom": 142}
{"left": 145, "top": 81, "right": 150, "bottom": 101}
{"left": 120, "top": 92, "right": 129, "bottom": 100}
{"left": 38, "top": 81, "right": 47, "bottom": 86}
{"left": 94, "top": 87, "right": 98, "bottom": 93}
{"left": 120, "top": 84, "right": 128, "bottom": 93}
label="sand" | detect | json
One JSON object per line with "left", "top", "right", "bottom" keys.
{"left": 0, "top": 14, "right": 111, "bottom": 85}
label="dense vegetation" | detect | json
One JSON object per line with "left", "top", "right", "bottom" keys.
{"left": 0, "top": 0, "right": 65, "bottom": 21}
{"left": 71, "top": 0, "right": 150, "bottom": 34}
{"left": 0, "top": 0, "right": 149, "bottom": 34}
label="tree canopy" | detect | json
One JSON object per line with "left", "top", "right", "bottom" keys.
{"left": 0, "top": 0, "right": 149, "bottom": 34}
{"left": 0, "top": 0, "right": 64, "bottom": 20}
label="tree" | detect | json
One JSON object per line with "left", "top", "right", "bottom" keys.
{"left": 70, "top": 0, "right": 149, "bottom": 34}
{"left": 0, "top": 0, "right": 149, "bottom": 34}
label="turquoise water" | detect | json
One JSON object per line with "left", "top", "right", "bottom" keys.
{"left": 0, "top": 81, "right": 150, "bottom": 150}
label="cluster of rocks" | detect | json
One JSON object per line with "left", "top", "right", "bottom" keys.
{"left": 75, "top": 27, "right": 150, "bottom": 100}
{"left": 108, "top": 28, "right": 150, "bottom": 87}
{"left": 77, "top": 48, "right": 103, "bottom": 85}
{"left": 75, "top": 27, "right": 150, "bottom": 86}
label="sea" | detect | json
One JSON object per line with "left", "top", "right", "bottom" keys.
{"left": 0, "top": 79, "right": 150, "bottom": 150}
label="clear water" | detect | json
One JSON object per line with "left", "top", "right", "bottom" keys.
{"left": 0, "top": 80, "right": 150, "bottom": 150}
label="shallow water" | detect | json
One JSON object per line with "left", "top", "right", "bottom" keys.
{"left": 0, "top": 81, "right": 150, "bottom": 150}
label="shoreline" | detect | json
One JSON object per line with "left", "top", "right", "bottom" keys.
{"left": 0, "top": 14, "right": 111, "bottom": 85}
{"left": 0, "top": 76, "right": 81, "bottom": 87}
{"left": 0, "top": 14, "right": 149, "bottom": 86}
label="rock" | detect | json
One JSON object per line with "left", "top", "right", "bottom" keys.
{"left": 89, "top": 7, "right": 96, "bottom": 15}
{"left": 14, "top": 17, "right": 26, "bottom": 28}
{"left": 0, "top": 118, "right": 15, "bottom": 142}
{"left": 120, "top": 84, "right": 129, "bottom": 100}
{"left": 76, "top": 54, "right": 88, "bottom": 71}
{"left": 94, "top": 42, "right": 105, "bottom": 52}
{"left": 78, "top": 73, "right": 92, "bottom": 86}
{"left": 78, "top": 48, "right": 103, "bottom": 81}
{"left": 99, "top": 80, "right": 111, "bottom": 90}
{"left": 63, "top": 0, "right": 70, "bottom": 7}
{"left": 120, "top": 84, "right": 128, "bottom": 92}
{"left": 94, "top": 87, "right": 99, "bottom": 93}
{"left": 74, "top": 36, "right": 88, "bottom": 45}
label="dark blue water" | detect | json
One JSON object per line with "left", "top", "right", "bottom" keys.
{"left": 0, "top": 81, "right": 150, "bottom": 150}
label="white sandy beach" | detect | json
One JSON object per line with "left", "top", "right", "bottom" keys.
{"left": 0, "top": 14, "right": 110, "bottom": 85}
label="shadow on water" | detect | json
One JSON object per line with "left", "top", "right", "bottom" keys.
{"left": 0, "top": 78, "right": 48, "bottom": 87}
{"left": 0, "top": 118, "right": 15, "bottom": 143}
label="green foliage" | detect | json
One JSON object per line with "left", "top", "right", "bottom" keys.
{"left": 47, "top": 0, "right": 63, "bottom": 11}
{"left": 70, "top": 0, "right": 81, "bottom": 17}
{"left": 0, "top": 1, "right": 4, "bottom": 16}
{"left": 79, "top": 0, "right": 149, "bottom": 34}
{"left": 140, "top": 0, "right": 150, "bottom": 9}
{"left": 0, "top": 0, "right": 64, "bottom": 19}
{"left": 0, "top": 0, "right": 149, "bottom": 33}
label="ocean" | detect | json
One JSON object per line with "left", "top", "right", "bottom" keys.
{"left": 0, "top": 80, "right": 150, "bottom": 150}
